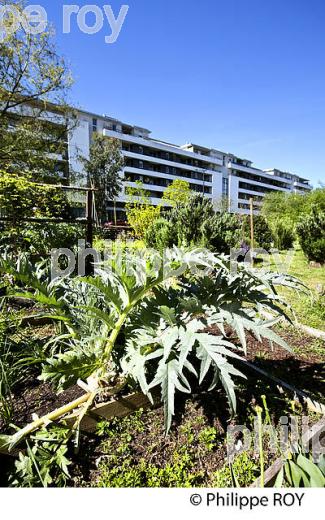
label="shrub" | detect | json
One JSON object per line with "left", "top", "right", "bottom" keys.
{"left": 0, "top": 248, "right": 305, "bottom": 485}
{"left": 145, "top": 217, "right": 177, "bottom": 250}
{"left": 0, "top": 223, "right": 84, "bottom": 256}
{"left": 206, "top": 211, "right": 242, "bottom": 254}
{"left": 296, "top": 207, "right": 325, "bottom": 263}
{"left": 243, "top": 215, "right": 274, "bottom": 251}
{"left": 145, "top": 194, "right": 242, "bottom": 253}
{"left": 273, "top": 222, "right": 295, "bottom": 250}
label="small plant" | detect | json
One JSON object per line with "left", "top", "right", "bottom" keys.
{"left": 213, "top": 453, "right": 260, "bottom": 487}
{"left": 10, "top": 425, "right": 71, "bottom": 488}
{"left": 274, "top": 452, "right": 325, "bottom": 488}
{"left": 198, "top": 427, "right": 218, "bottom": 452}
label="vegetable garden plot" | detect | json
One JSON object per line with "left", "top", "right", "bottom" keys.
{"left": 0, "top": 247, "right": 324, "bottom": 487}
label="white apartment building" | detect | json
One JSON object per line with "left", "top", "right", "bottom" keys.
{"left": 69, "top": 110, "right": 313, "bottom": 220}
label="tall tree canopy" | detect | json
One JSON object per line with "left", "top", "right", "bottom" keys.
{"left": 162, "top": 179, "right": 191, "bottom": 208}
{"left": 0, "top": 0, "right": 74, "bottom": 181}
{"left": 80, "top": 135, "right": 124, "bottom": 224}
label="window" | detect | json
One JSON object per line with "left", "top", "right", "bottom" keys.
{"left": 138, "top": 160, "right": 144, "bottom": 169}
{"left": 92, "top": 118, "right": 97, "bottom": 132}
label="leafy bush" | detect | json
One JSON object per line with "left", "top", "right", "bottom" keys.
{"left": 170, "top": 194, "right": 212, "bottom": 248}
{"left": 145, "top": 194, "right": 241, "bottom": 253}
{"left": 243, "top": 216, "right": 274, "bottom": 251}
{"left": 0, "top": 247, "right": 303, "bottom": 446}
{"left": 261, "top": 188, "right": 325, "bottom": 235}
{"left": 0, "top": 223, "right": 84, "bottom": 256}
{"left": 162, "top": 179, "right": 191, "bottom": 208}
{"left": 145, "top": 217, "right": 177, "bottom": 250}
{"left": 296, "top": 207, "right": 325, "bottom": 263}
{"left": 213, "top": 452, "right": 260, "bottom": 487}
{"left": 273, "top": 222, "right": 295, "bottom": 250}
{"left": 206, "top": 211, "right": 241, "bottom": 253}
{"left": 0, "top": 172, "right": 71, "bottom": 226}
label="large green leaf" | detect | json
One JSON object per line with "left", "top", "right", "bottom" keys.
{"left": 149, "top": 352, "right": 191, "bottom": 432}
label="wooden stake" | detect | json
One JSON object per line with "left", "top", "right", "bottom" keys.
{"left": 250, "top": 197, "right": 254, "bottom": 266}
{"left": 85, "top": 188, "right": 94, "bottom": 276}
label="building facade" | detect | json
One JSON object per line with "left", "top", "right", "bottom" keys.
{"left": 69, "top": 109, "right": 313, "bottom": 220}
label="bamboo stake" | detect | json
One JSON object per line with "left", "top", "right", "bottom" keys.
{"left": 250, "top": 197, "right": 254, "bottom": 267}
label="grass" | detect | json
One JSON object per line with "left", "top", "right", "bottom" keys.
{"left": 267, "top": 248, "right": 325, "bottom": 330}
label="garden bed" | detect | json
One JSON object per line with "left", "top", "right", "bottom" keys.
{"left": 1, "top": 324, "right": 324, "bottom": 487}
{"left": 1, "top": 326, "right": 323, "bottom": 435}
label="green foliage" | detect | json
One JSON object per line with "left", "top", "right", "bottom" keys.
{"left": 0, "top": 222, "right": 83, "bottom": 256}
{"left": 2, "top": 247, "right": 303, "bottom": 438}
{"left": 0, "top": 242, "right": 305, "bottom": 492}
{"left": 273, "top": 222, "right": 295, "bottom": 250}
{"left": 98, "top": 452, "right": 201, "bottom": 488}
{"left": 162, "top": 179, "right": 191, "bottom": 208}
{"left": 261, "top": 188, "right": 325, "bottom": 243}
{"left": 10, "top": 426, "right": 71, "bottom": 488}
{"left": 145, "top": 217, "right": 177, "bottom": 250}
{"left": 0, "top": 171, "right": 71, "bottom": 222}
{"left": 296, "top": 206, "right": 325, "bottom": 263}
{"left": 243, "top": 215, "right": 274, "bottom": 251}
{"left": 206, "top": 211, "right": 242, "bottom": 253}
{"left": 274, "top": 452, "right": 325, "bottom": 488}
{"left": 80, "top": 135, "right": 124, "bottom": 224}
{"left": 213, "top": 452, "right": 260, "bottom": 487}
{"left": 172, "top": 194, "right": 215, "bottom": 247}
{"left": 0, "top": 310, "right": 43, "bottom": 425}
{"left": 197, "top": 427, "right": 218, "bottom": 451}
{"left": 96, "top": 411, "right": 204, "bottom": 488}
{"left": 125, "top": 181, "right": 161, "bottom": 239}
{"left": 0, "top": 0, "right": 73, "bottom": 180}
{"left": 146, "top": 194, "right": 241, "bottom": 253}
{"left": 0, "top": 172, "right": 74, "bottom": 254}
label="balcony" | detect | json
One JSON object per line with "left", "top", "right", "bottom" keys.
{"left": 103, "top": 129, "right": 224, "bottom": 167}
{"left": 294, "top": 181, "right": 313, "bottom": 190}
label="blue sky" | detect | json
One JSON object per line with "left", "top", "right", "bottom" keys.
{"left": 39, "top": 0, "right": 325, "bottom": 185}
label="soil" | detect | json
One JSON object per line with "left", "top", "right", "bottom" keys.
{"left": 1, "top": 325, "right": 324, "bottom": 487}
{"left": 1, "top": 326, "right": 323, "bottom": 434}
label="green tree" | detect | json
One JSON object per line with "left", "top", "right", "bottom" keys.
{"left": 162, "top": 179, "right": 191, "bottom": 208}
{"left": 80, "top": 135, "right": 124, "bottom": 224}
{"left": 261, "top": 189, "right": 325, "bottom": 237}
{"left": 125, "top": 181, "right": 160, "bottom": 239}
{"left": 0, "top": 0, "right": 74, "bottom": 181}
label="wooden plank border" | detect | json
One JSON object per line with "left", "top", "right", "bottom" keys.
{"left": 65, "top": 390, "right": 161, "bottom": 432}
